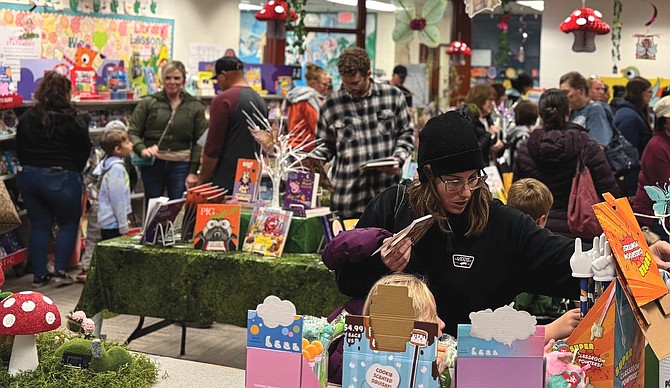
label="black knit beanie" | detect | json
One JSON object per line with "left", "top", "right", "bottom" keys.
{"left": 417, "top": 111, "right": 485, "bottom": 182}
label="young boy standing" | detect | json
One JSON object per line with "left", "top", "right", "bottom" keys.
{"left": 95, "top": 128, "right": 133, "bottom": 240}
{"left": 508, "top": 178, "right": 581, "bottom": 342}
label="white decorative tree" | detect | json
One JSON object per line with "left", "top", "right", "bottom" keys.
{"left": 242, "top": 102, "right": 325, "bottom": 209}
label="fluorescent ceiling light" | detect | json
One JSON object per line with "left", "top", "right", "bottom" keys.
{"left": 239, "top": 3, "right": 262, "bottom": 11}
{"left": 516, "top": 1, "right": 544, "bottom": 12}
{"left": 327, "top": 0, "right": 397, "bottom": 12}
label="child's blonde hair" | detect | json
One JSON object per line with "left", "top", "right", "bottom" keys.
{"left": 99, "top": 129, "right": 129, "bottom": 156}
{"left": 363, "top": 273, "right": 437, "bottom": 323}
{"left": 507, "top": 178, "right": 553, "bottom": 220}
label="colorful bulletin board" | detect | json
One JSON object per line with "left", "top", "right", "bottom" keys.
{"left": 0, "top": 4, "right": 173, "bottom": 100}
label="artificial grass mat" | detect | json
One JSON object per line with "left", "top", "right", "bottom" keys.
{"left": 0, "top": 330, "right": 159, "bottom": 387}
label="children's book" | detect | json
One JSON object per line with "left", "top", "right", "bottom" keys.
{"left": 242, "top": 207, "right": 292, "bottom": 258}
{"left": 140, "top": 197, "right": 186, "bottom": 245}
{"left": 372, "top": 214, "right": 434, "bottom": 256}
{"left": 180, "top": 183, "right": 228, "bottom": 241}
{"left": 283, "top": 172, "right": 319, "bottom": 212}
{"left": 3, "top": 150, "right": 19, "bottom": 175}
{"left": 193, "top": 204, "right": 241, "bottom": 251}
{"left": 233, "top": 158, "right": 261, "bottom": 202}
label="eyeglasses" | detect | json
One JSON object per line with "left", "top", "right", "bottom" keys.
{"left": 438, "top": 173, "right": 488, "bottom": 193}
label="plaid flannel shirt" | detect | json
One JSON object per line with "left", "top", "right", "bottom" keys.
{"left": 314, "top": 81, "right": 414, "bottom": 217}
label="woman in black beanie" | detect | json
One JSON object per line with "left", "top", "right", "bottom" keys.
{"left": 331, "top": 110, "right": 583, "bottom": 337}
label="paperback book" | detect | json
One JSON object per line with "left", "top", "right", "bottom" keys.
{"left": 193, "top": 204, "right": 241, "bottom": 251}
{"left": 359, "top": 156, "right": 399, "bottom": 170}
{"left": 372, "top": 214, "right": 434, "bottom": 256}
{"left": 233, "top": 158, "right": 261, "bottom": 202}
{"left": 242, "top": 207, "right": 292, "bottom": 258}
{"left": 283, "top": 172, "right": 319, "bottom": 212}
{"left": 140, "top": 197, "right": 186, "bottom": 245}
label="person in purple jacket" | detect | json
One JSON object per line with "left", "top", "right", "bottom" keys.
{"left": 633, "top": 95, "right": 670, "bottom": 241}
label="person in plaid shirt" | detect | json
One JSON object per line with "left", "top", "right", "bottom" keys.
{"left": 314, "top": 48, "right": 414, "bottom": 218}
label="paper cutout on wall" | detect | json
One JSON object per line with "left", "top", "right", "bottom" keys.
{"left": 634, "top": 34, "right": 658, "bottom": 60}
{"left": 600, "top": 66, "right": 670, "bottom": 107}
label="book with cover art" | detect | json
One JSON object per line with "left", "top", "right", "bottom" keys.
{"left": 193, "top": 204, "right": 241, "bottom": 251}
{"left": 372, "top": 214, "right": 434, "bottom": 256}
{"left": 233, "top": 159, "right": 261, "bottom": 202}
{"left": 140, "top": 197, "right": 186, "bottom": 245}
{"left": 180, "top": 183, "right": 228, "bottom": 241}
{"left": 283, "top": 172, "right": 319, "bottom": 212}
{"left": 3, "top": 150, "right": 19, "bottom": 175}
{"left": 242, "top": 207, "right": 292, "bottom": 258}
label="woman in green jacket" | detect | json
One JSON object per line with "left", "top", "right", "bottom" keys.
{"left": 128, "top": 60, "right": 207, "bottom": 201}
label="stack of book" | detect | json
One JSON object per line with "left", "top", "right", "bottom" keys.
{"left": 193, "top": 204, "right": 242, "bottom": 251}
{"left": 180, "top": 183, "right": 228, "bottom": 241}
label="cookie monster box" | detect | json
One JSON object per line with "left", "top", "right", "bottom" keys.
{"left": 342, "top": 285, "right": 440, "bottom": 388}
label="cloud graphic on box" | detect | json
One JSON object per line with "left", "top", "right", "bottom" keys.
{"left": 468, "top": 304, "right": 536, "bottom": 346}
{"left": 256, "top": 295, "right": 297, "bottom": 328}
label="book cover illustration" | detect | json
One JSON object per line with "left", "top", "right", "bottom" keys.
{"left": 140, "top": 198, "right": 186, "bottom": 245}
{"left": 193, "top": 204, "right": 241, "bottom": 251}
{"left": 180, "top": 183, "right": 227, "bottom": 241}
{"left": 233, "top": 158, "right": 261, "bottom": 202}
{"left": 243, "top": 207, "right": 292, "bottom": 258}
{"left": 0, "top": 153, "right": 10, "bottom": 176}
{"left": 283, "top": 172, "right": 319, "bottom": 211}
{"left": 3, "top": 150, "right": 19, "bottom": 175}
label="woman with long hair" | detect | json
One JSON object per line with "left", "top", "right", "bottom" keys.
{"left": 514, "top": 89, "right": 619, "bottom": 237}
{"left": 16, "top": 71, "right": 92, "bottom": 287}
{"left": 330, "top": 111, "right": 583, "bottom": 336}
{"left": 613, "top": 77, "right": 653, "bottom": 156}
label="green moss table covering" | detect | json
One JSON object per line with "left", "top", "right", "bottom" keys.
{"left": 240, "top": 211, "right": 326, "bottom": 254}
{"left": 76, "top": 237, "right": 348, "bottom": 327}
{"left": 0, "top": 330, "right": 158, "bottom": 387}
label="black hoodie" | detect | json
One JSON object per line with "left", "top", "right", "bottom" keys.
{"left": 336, "top": 185, "right": 581, "bottom": 336}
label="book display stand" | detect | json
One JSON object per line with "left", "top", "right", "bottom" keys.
{"left": 145, "top": 220, "right": 177, "bottom": 246}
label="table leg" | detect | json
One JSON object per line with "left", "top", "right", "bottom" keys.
{"left": 125, "top": 316, "right": 187, "bottom": 356}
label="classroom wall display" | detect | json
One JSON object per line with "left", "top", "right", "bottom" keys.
{"left": 0, "top": 4, "right": 173, "bottom": 100}
{"left": 600, "top": 66, "right": 670, "bottom": 107}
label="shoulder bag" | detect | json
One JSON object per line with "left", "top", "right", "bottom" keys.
{"left": 604, "top": 111, "right": 640, "bottom": 177}
{"left": 0, "top": 181, "right": 21, "bottom": 234}
{"left": 131, "top": 108, "right": 177, "bottom": 166}
{"left": 567, "top": 154, "right": 603, "bottom": 239}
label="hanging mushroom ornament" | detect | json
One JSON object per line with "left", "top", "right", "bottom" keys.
{"left": 447, "top": 40, "right": 472, "bottom": 66}
{"left": 560, "top": 8, "right": 611, "bottom": 53}
{"left": 0, "top": 291, "right": 61, "bottom": 376}
{"left": 255, "top": 0, "right": 298, "bottom": 39}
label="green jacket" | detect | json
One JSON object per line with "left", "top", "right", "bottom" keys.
{"left": 128, "top": 90, "right": 207, "bottom": 174}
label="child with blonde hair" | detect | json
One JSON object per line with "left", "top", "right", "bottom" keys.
{"left": 508, "top": 178, "right": 581, "bottom": 343}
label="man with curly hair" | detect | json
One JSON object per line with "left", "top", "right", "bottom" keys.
{"left": 314, "top": 48, "right": 414, "bottom": 218}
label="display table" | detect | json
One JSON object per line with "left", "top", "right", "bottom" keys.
{"left": 76, "top": 237, "right": 348, "bottom": 353}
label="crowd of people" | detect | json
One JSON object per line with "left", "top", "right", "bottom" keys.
{"left": 13, "top": 46, "right": 670, "bottom": 384}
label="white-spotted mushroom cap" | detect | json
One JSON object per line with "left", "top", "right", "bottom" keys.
{"left": 255, "top": 0, "right": 297, "bottom": 21}
{"left": 0, "top": 291, "right": 61, "bottom": 335}
{"left": 560, "top": 8, "right": 611, "bottom": 35}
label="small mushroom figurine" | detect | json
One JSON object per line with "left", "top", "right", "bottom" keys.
{"left": 560, "top": 8, "right": 611, "bottom": 53}
{"left": 447, "top": 40, "right": 472, "bottom": 66}
{"left": 0, "top": 291, "right": 61, "bottom": 376}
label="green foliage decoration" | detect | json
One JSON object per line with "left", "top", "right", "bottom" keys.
{"left": 0, "top": 330, "right": 158, "bottom": 388}
{"left": 286, "top": 0, "right": 308, "bottom": 56}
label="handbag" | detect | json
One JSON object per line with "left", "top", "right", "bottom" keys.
{"left": 605, "top": 116, "right": 640, "bottom": 177}
{"left": 0, "top": 181, "right": 21, "bottom": 234}
{"left": 567, "top": 154, "right": 603, "bottom": 239}
{"left": 132, "top": 107, "right": 177, "bottom": 167}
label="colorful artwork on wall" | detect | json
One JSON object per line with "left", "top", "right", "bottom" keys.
{"left": 600, "top": 66, "right": 670, "bottom": 107}
{"left": 0, "top": 4, "right": 173, "bottom": 99}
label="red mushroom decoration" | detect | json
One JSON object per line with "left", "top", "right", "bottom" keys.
{"left": 560, "top": 8, "right": 611, "bottom": 53}
{"left": 255, "top": 0, "right": 298, "bottom": 39}
{"left": 447, "top": 40, "right": 472, "bottom": 66}
{"left": 0, "top": 291, "right": 61, "bottom": 376}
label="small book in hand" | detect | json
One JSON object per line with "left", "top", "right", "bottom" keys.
{"left": 372, "top": 214, "right": 434, "bottom": 256}
{"left": 359, "top": 156, "right": 399, "bottom": 170}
